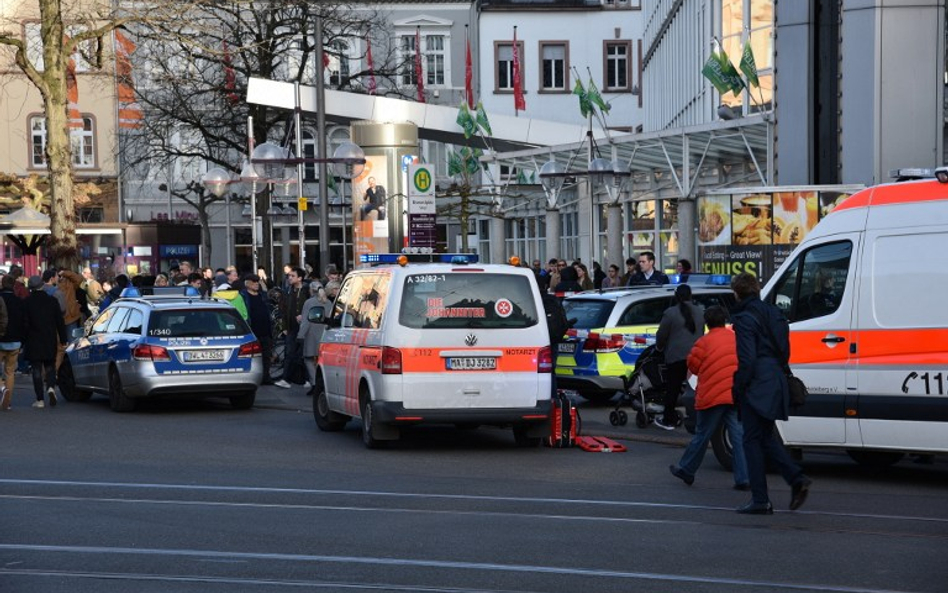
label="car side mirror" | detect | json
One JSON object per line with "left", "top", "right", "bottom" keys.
{"left": 69, "top": 327, "right": 85, "bottom": 340}
{"left": 307, "top": 305, "right": 325, "bottom": 323}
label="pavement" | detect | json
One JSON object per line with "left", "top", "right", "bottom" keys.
{"left": 254, "top": 383, "right": 693, "bottom": 448}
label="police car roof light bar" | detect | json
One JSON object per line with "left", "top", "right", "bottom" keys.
{"left": 360, "top": 253, "right": 480, "bottom": 265}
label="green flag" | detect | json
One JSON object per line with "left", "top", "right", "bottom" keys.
{"left": 474, "top": 101, "right": 492, "bottom": 136}
{"left": 326, "top": 172, "right": 338, "bottom": 196}
{"left": 587, "top": 78, "right": 610, "bottom": 114}
{"left": 718, "top": 48, "right": 746, "bottom": 94}
{"left": 702, "top": 52, "right": 731, "bottom": 95}
{"left": 739, "top": 38, "right": 759, "bottom": 88}
{"left": 448, "top": 150, "right": 463, "bottom": 177}
{"left": 572, "top": 79, "right": 591, "bottom": 118}
{"left": 456, "top": 102, "right": 477, "bottom": 139}
{"left": 516, "top": 169, "right": 528, "bottom": 184}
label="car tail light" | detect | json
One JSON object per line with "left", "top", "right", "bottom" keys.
{"left": 582, "top": 335, "right": 625, "bottom": 353}
{"left": 537, "top": 346, "right": 553, "bottom": 373}
{"left": 238, "top": 341, "right": 262, "bottom": 358}
{"left": 132, "top": 344, "right": 170, "bottom": 361}
{"left": 381, "top": 347, "right": 402, "bottom": 374}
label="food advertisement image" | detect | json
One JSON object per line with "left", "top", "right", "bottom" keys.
{"left": 773, "top": 191, "right": 818, "bottom": 245}
{"left": 731, "top": 193, "right": 773, "bottom": 245}
{"left": 820, "top": 191, "right": 851, "bottom": 218}
{"left": 698, "top": 195, "right": 731, "bottom": 245}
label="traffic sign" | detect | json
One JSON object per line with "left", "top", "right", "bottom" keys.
{"left": 298, "top": 197, "right": 308, "bottom": 211}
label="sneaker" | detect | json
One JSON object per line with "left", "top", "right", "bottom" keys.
{"left": 653, "top": 415, "right": 677, "bottom": 431}
{"left": 32, "top": 400, "right": 45, "bottom": 409}
{"left": 303, "top": 381, "right": 312, "bottom": 389}
{"left": 47, "top": 387, "right": 57, "bottom": 408}
{"left": 273, "top": 379, "right": 291, "bottom": 389}
{"left": 1, "top": 387, "right": 10, "bottom": 411}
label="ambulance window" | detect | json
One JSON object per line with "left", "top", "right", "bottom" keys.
{"left": 399, "top": 273, "right": 539, "bottom": 329}
{"left": 353, "top": 274, "right": 389, "bottom": 329}
{"left": 769, "top": 240, "right": 852, "bottom": 323}
{"left": 331, "top": 275, "right": 362, "bottom": 327}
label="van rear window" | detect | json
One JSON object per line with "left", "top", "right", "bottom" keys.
{"left": 399, "top": 273, "right": 539, "bottom": 329}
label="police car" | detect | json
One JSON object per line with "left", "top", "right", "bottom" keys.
{"left": 58, "top": 286, "right": 263, "bottom": 412}
{"left": 555, "top": 275, "right": 736, "bottom": 402}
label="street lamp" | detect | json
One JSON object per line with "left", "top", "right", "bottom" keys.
{"left": 237, "top": 161, "right": 266, "bottom": 272}
{"left": 202, "top": 167, "right": 234, "bottom": 264}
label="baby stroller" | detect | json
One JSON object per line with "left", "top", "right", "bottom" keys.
{"left": 609, "top": 345, "right": 667, "bottom": 428}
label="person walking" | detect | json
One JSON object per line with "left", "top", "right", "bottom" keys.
{"left": 274, "top": 267, "right": 306, "bottom": 389}
{"left": 730, "top": 272, "right": 812, "bottom": 514}
{"left": 654, "top": 284, "right": 704, "bottom": 430}
{"left": 669, "top": 305, "right": 749, "bottom": 489}
{"left": 241, "top": 274, "right": 274, "bottom": 384}
{"left": 23, "top": 276, "right": 66, "bottom": 409}
{"left": 298, "top": 282, "right": 329, "bottom": 395}
{"left": 0, "top": 276, "right": 13, "bottom": 410}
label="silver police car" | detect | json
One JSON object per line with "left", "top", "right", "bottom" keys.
{"left": 58, "top": 287, "right": 263, "bottom": 412}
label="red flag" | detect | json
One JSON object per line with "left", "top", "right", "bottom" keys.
{"left": 115, "top": 30, "right": 143, "bottom": 129}
{"left": 415, "top": 27, "right": 425, "bottom": 103}
{"left": 464, "top": 27, "right": 474, "bottom": 109}
{"left": 65, "top": 37, "right": 82, "bottom": 129}
{"left": 512, "top": 27, "right": 525, "bottom": 113}
{"left": 222, "top": 41, "right": 239, "bottom": 105}
{"left": 366, "top": 35, "right": 376, "bottom": 95}
{"left": 323, "top": 51, "right": 330, "bottom": 69}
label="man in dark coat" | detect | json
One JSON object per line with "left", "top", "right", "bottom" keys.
{"left": 23, "top": 275, "right": 67, "bottom": 408}
{"left": 241, "top": 274, "right": 274, "bottom": 384}
{"left": 730, "top": 272, "right": 811, "bottom": 514}
{"left": 627, "top": 251, "right": 670, "bottom": 286}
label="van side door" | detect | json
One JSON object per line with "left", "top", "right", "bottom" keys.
{"left": 766, "top": 237, "right": 860, "bottom": 446}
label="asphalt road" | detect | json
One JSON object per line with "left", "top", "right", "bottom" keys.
{"left": 2, "top": 386, "right": 946, "bottom": 593}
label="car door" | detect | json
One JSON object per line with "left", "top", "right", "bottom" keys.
{"left": 84, "top": 307, "right": 117, "bottom": 390}
{"left": 766, "top": 237, "right": 859, "bottom": 446}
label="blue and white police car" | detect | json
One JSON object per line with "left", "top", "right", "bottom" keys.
{"left": 58, "top": 287, "right": 263, "bottom": 412}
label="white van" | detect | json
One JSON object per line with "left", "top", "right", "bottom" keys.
{"left": 758, "top": 168, "right": 948, "bottom": 466}
{"left": 310, "top": 255, "right": 553, "bottom": 448}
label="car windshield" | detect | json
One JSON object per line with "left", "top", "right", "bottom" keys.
{"left": 398, "top": 273, "right": 539, "bottom": 329}
{"left": 562, "top": 299, "right": 615, "bottom": 330}
{"left": 147, "top": 309, "right": 251, "bottom": 338}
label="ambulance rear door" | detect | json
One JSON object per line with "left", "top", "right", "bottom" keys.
{"left": 767, "top": 235, "right": 861, "bottom": 446}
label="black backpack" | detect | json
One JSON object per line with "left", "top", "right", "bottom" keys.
{"left": 541, "top": 293, "right": 569, "bottom": 346}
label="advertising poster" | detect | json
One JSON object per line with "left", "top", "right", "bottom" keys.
{"left": 352, "top": 155, "right": 390, "bottom": 264}
{"left": 731, "top": 193, "right": 773, "bottom": 246}
{"left": 773, "top": 191, "right": 818, "bottom": 244}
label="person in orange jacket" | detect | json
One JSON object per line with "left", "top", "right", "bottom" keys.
{"left": 669, "top": 305, "right": 749, "bottom": 489}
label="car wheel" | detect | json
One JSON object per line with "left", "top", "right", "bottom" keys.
{"left": 313, "top": 381, "right": 347, "bottom": 431}
{"left": 846, "top": 450, "right": 904, "bottom": 467}
{"left": 360, "top": 387, "right": 384, "bottom": 449}
{"left": 108, "top": 367, "right": 135, "bottom": 413}
{"left": 230, "top": 390, "right": 256, "bottom": 410}
{"left": 711, "top": 424, "right": 735, "bottom": 472}
{"left": 513, "top": 426, "right": 542, "bottom": 448}
{"left": 57, "top": 360, "right": 92, "bottom": 402}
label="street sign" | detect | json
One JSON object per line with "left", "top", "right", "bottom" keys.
{"left": 298, "top": 197, "right": 308, "bottom": 211}
{"left": 408, "top": 163, "right": 436, "bottom": 248}
{"left": 401, "top": 154, "right": 417, "bottom": 173}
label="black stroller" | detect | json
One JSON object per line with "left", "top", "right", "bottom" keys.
{"left": 609, "top": 345, "right": 668, "bottom": 428}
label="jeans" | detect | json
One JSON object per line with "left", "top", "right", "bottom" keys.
{"left": 282, "top": 328, "right": 303, "bottom": 383}
{"left": 31, "top": 360, "right": 56, "bottom": 400}
{"left": 677, "top": 404, "right": 749, "bottom": 486}
{"left": 741, "top": 401, "right": 805, "bottom": 504}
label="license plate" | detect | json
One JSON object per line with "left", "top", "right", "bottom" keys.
{"left": 557, "top": 342, "right": 576, "bottom": 354}
{"left": 447, "top": 357, "right": 496, "bottom": 370}
{"left": 182, "top": 349, "right": 226, "bottom": 363}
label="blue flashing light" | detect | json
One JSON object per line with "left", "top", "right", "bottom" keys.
{"left": 119, "top": 287, "right": 142, "bottom": 299}
{"left": 669, "top": 273, "right": 732, "bottom": 286}
{"left": 360, "top": 253, "right": 480, "bottom": 265}
{"left": 184, "top": 286, "right": 201, "bottom": 297}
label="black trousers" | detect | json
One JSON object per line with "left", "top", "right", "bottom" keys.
{"left": 662, "top": 359, "right": 688, "bottom": 424}
{"left": 31, "top": 360, "right": 56, "bottom": 400}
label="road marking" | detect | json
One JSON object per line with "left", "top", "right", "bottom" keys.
{"left": 0, "top": 545, "right": 923, "bottom": 593}
{"left": 0, "top": 478, "right": 945, "bottom": 524}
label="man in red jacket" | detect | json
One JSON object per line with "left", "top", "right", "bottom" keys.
{"left": 669, "top": 305, "right": 749, "bottom": 489}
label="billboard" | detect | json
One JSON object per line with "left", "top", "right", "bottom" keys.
{"left": 352, "top": 155, "right": 391, "bottom": 263}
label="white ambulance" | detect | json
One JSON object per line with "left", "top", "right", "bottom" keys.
{"left": 310, "top": 254, "right": 553, "bottom": 448}
{"left": 759, "top": 167, "right": 948, "bottom": 466}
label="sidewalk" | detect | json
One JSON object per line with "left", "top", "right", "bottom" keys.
{"left": 254, "top": 384, "right": 693, "bottom": 447}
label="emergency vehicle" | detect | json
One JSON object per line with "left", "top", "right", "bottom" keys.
{"left": 310, "top": 253, "right": 553, "bottom": 448}
{"left": 714, "top": 167, "right": 948, "bottom": 467}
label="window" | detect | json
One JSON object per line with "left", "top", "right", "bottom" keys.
{"left": 540, "top": 42, "right": 568, "bottom": 91}
{"left": 425, "top": 35, "right": 445, "bottom": 86}
{"left": 720, "top": 0, "right": 774, "bottom": 112}
{"left": 768, "top": 241, "right": 852, "bottom": 323}
{"left": 604, "top": 41, "right": 631, "bottom": 91}
{"left": 495, "top": 41, "right": 523, "bottom": 91}
{"left": 400, "top": 34, "right": 420, "bottom": 86}
{"left": 31, "top": 115, "right": 96, "bottom": 169}
{"left": 25, "top": 23, "right": 93, "bottom": 72}
{"left": 398, "top": 273, "right": 539, "bottom": 329}
{"left": 79, "top": 208, "right": 104, "bottom": 223}
{"left": 328, "top": 40, "right": 350, "bottom": 86}
{"left": 301, "top": 129, "right": 317, "bottom": 181}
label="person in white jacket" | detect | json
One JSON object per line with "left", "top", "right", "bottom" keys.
{"left": 297, "top": 282, "right": 330, "bottom": 395}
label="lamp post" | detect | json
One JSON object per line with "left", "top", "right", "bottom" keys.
{"left": 202, "top": 167, "right": 234, "bottom": 264}
{"left": 238, "top": 161, "right": 265, "bottom": 272}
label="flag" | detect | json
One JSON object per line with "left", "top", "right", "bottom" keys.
{"left": 366, "top": 35, "right": 376, "bottom": 95}
{"left": 414, "top": 27, "right": 425, "bottom": 102}
{"left": 511, "top": 27, "right": 525, "bottom": 113}
{"left": 740, "top": 37, "right": 759, "bottom": 88}
{"left": 447, "top": 150, "right": 462, "bottom": 177}
{"left": 587, "top": 78, "right": 610, "bottom": 114}
{"left": 326, "top": 172, "right": 338, "bottom": 196}
{"left": 64, "top": 36, "right": 82, "bottom": 129}
{"left": 222, "top": 41, "right": 240, "bottom": 105}
{"left": 719, "top": 47, "right": 746, "bottom": 94}
{"left": 464, "top": 26, "right": 474, "bottom": 109}
{"left": 516, "top": 169, "right": 528, "bottom": 184}
{"left": 456, "top": 102, "right": 477, "bottom": 138}
{"left": 474, "top": 100, "right": 492, "bottom": 136}
{"left": 572, "top": 79, "right": 591, "bottom": 118}
{"left": 323, "top": 50, "right": 330, "bottom": 69}
{"left": 114, "top": 30, "right": 143, "bottom": 129}
{"left": 702, "top": 43, "right": 744, "bottom": 96}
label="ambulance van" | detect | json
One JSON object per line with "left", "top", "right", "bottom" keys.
{"left": 759, "top": 167, "right": 948, "bottom": 466}
{"left": 310, "top": 254, "right": 553, "bottom": 448}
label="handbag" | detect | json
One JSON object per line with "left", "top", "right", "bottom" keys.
{"left": 748, "top": 308, "right": 809, "bottom": 408}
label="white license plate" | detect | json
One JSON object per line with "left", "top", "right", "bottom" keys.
{"left": 557, "top": 342, "right": 576, "bottom": 354}
{"left": 182, "top": 350, "right": 226, "bottom": 362}
{"left": 447, "top": 357, "right": 496, "bottom": 370}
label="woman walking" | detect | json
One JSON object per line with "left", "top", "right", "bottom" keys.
{"left": 654, "top": 284, "right": 704, "bottom": 430}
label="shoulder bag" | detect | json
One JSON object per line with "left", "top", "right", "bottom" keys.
{"left": 747, "top": 307, "right": 809, "bottom": 408}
